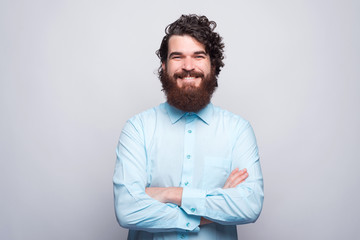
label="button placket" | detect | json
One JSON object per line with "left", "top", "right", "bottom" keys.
{"left": 180, "top": 115, "right": 196, "bottom": 189}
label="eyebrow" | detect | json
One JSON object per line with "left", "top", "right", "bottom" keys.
{"left": 168, "top": 51, "right": 208, "bottom": 59}
{"left": 194, "top": 51, "right": 207, "bottom": 55}
{"left": 168, "top": 52, "right": 182, "bottom": 59}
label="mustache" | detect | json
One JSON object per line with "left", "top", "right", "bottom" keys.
{"left": 173, "top": 70, "right": 204, "bottom": 79}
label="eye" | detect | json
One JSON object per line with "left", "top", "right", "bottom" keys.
{"left": 195, "top": 55, "right": 206, "bottom": 59}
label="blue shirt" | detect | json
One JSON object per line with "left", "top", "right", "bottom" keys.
{"left": 113, "top": 102, "right": 264, "bottom": 240}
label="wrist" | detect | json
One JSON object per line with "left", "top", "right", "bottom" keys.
{"left": 166, "top": 187, "right": 183, "bottom": 206}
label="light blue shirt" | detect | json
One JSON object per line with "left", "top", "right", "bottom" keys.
{"left": 113, "top": 102, "right": 264, "bottom": 240}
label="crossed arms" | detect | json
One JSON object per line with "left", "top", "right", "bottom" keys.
{"left": 145, "top": 168, "right": 249, "bottom": 225}
{"left": 113, "top": 118, "right": 264, "bottom": 233}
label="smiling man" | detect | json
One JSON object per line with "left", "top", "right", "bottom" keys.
{"left": 113, "top": 14, "right": 264, "bottom": 240}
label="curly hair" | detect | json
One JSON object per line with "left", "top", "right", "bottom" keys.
{"left": 156, "top": 14, "right": 225, "bottom": 85}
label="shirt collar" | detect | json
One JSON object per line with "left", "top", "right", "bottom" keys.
{"left": 196, "top": 103, "right": 213, "bottom": 125}
{"left": 165, "top": 102, "right": 213, "bottom": 125}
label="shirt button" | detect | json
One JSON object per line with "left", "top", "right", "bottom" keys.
{"left": 184, "top": 181, "right": 189, "bottom": 186}
{"left": 190, "top": 208, "right": 196, "bottom": 213}
{"left": 186, "top": 155, "right": 191, "bottom": 159}
{"left": 188, "top": 130, "right": 192, "bottom": 133}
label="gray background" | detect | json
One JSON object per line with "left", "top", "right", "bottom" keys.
{"left": 1, "top": 0, "right": 359, "bottom": 239}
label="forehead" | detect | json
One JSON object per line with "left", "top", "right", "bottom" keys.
{"left": 167, "top": 35, "right": 206, "bottom": 55}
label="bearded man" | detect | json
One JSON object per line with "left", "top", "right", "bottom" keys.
{"left": 113, "top": 14, "right": 264, "bottom": 240}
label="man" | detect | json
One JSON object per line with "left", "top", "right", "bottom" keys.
{"left": 113, "top": 14, "right": 264, "bottom": 240}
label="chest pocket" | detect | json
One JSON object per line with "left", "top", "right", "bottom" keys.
{"left": 202, "top": 157, "right": 231, "bottom": 189}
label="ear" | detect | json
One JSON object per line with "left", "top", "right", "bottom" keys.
{"left": 162, "top": 62, "right": 166, "bottom": 71}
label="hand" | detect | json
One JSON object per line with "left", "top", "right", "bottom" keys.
{"left": 223, "top": 168, "right": 248, "bottom": 189}
{"left": 145, "top": 187, "right": 183, "bottom": 206}
{"left": 145, "top": 187, "right": 167, "bottom": 203}
{"left": 201, "top": 168, "right": 249, "bottom": 225}
{"left": 200, "top": 217, "right": 213, "bottom": 225}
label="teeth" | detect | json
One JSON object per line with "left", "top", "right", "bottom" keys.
{"left": 183, "top": 77, "right": 195, "bottom": 80}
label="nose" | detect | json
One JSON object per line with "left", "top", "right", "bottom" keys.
{"left": 182, "top": 57, "right": 195, "bottom": 71}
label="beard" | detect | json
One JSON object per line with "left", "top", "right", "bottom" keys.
{"left": 160, "top": 68, "right": 218, "bottom": 112}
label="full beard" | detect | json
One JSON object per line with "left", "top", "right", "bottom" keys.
{"left": 160, "top": 69, "right": 218, "bottom": 112}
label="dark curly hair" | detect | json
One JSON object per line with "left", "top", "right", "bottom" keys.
{"left": 156, "top": 14, "right": 225, "bottom": 86}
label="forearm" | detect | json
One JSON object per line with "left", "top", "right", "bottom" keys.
{"left": 181, "top": 173, "right": 263, "bottom": 224}
{"left": 145, "top": 168, "right": 250, "bottom": 225}
{"left": 145, "top": 184, "right": 263, "bottom": 226}
{"left": 146, "top": 187, "right": 213, "bottom": 226}
{"left": 114, "top": 183, "right": 201, "bottom": 232}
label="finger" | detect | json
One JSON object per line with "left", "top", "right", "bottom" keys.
{"left": 229, "top": 168, "right": 239, "bottom": 177}
{"left": 145, "top": 187, "right": 155, "bottom": 197}
{"left": 223, "top": 168, "right": 238, "bottom": 188}
{"left": 229, "top": 168, "right": 246, "bottom": 182}
{"left": 225, "top": 168, "right": 247, "bottom": 188}
{"left": 229, "top": 171, "right": 248, "bottom": 188}
{"left": 223, "top": 168, "right": 239, "bottom": 188}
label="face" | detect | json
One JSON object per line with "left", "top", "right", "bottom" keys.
{"left": 160, "top": 35, "right": 218, "bottom": 112}
{"left": 162, "top": 35, "right": 212, "bottom": 89}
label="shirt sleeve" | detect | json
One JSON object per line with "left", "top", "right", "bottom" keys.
{"left": 113, "top": 118, "right": 201, "bottom": 232}
{"left": 180, "top": 122, "right": 264, "bottom": 224}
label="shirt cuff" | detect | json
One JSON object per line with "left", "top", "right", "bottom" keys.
{"left": 181, "top": 187, "right": 207, "bottom": 216}
{"left": 177, "top": 207, "right": 201, "bottom": 232}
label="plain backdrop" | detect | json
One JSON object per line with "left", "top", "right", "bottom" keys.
{"left": 1, "top": 0, "right": 359, "bottom": 239}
